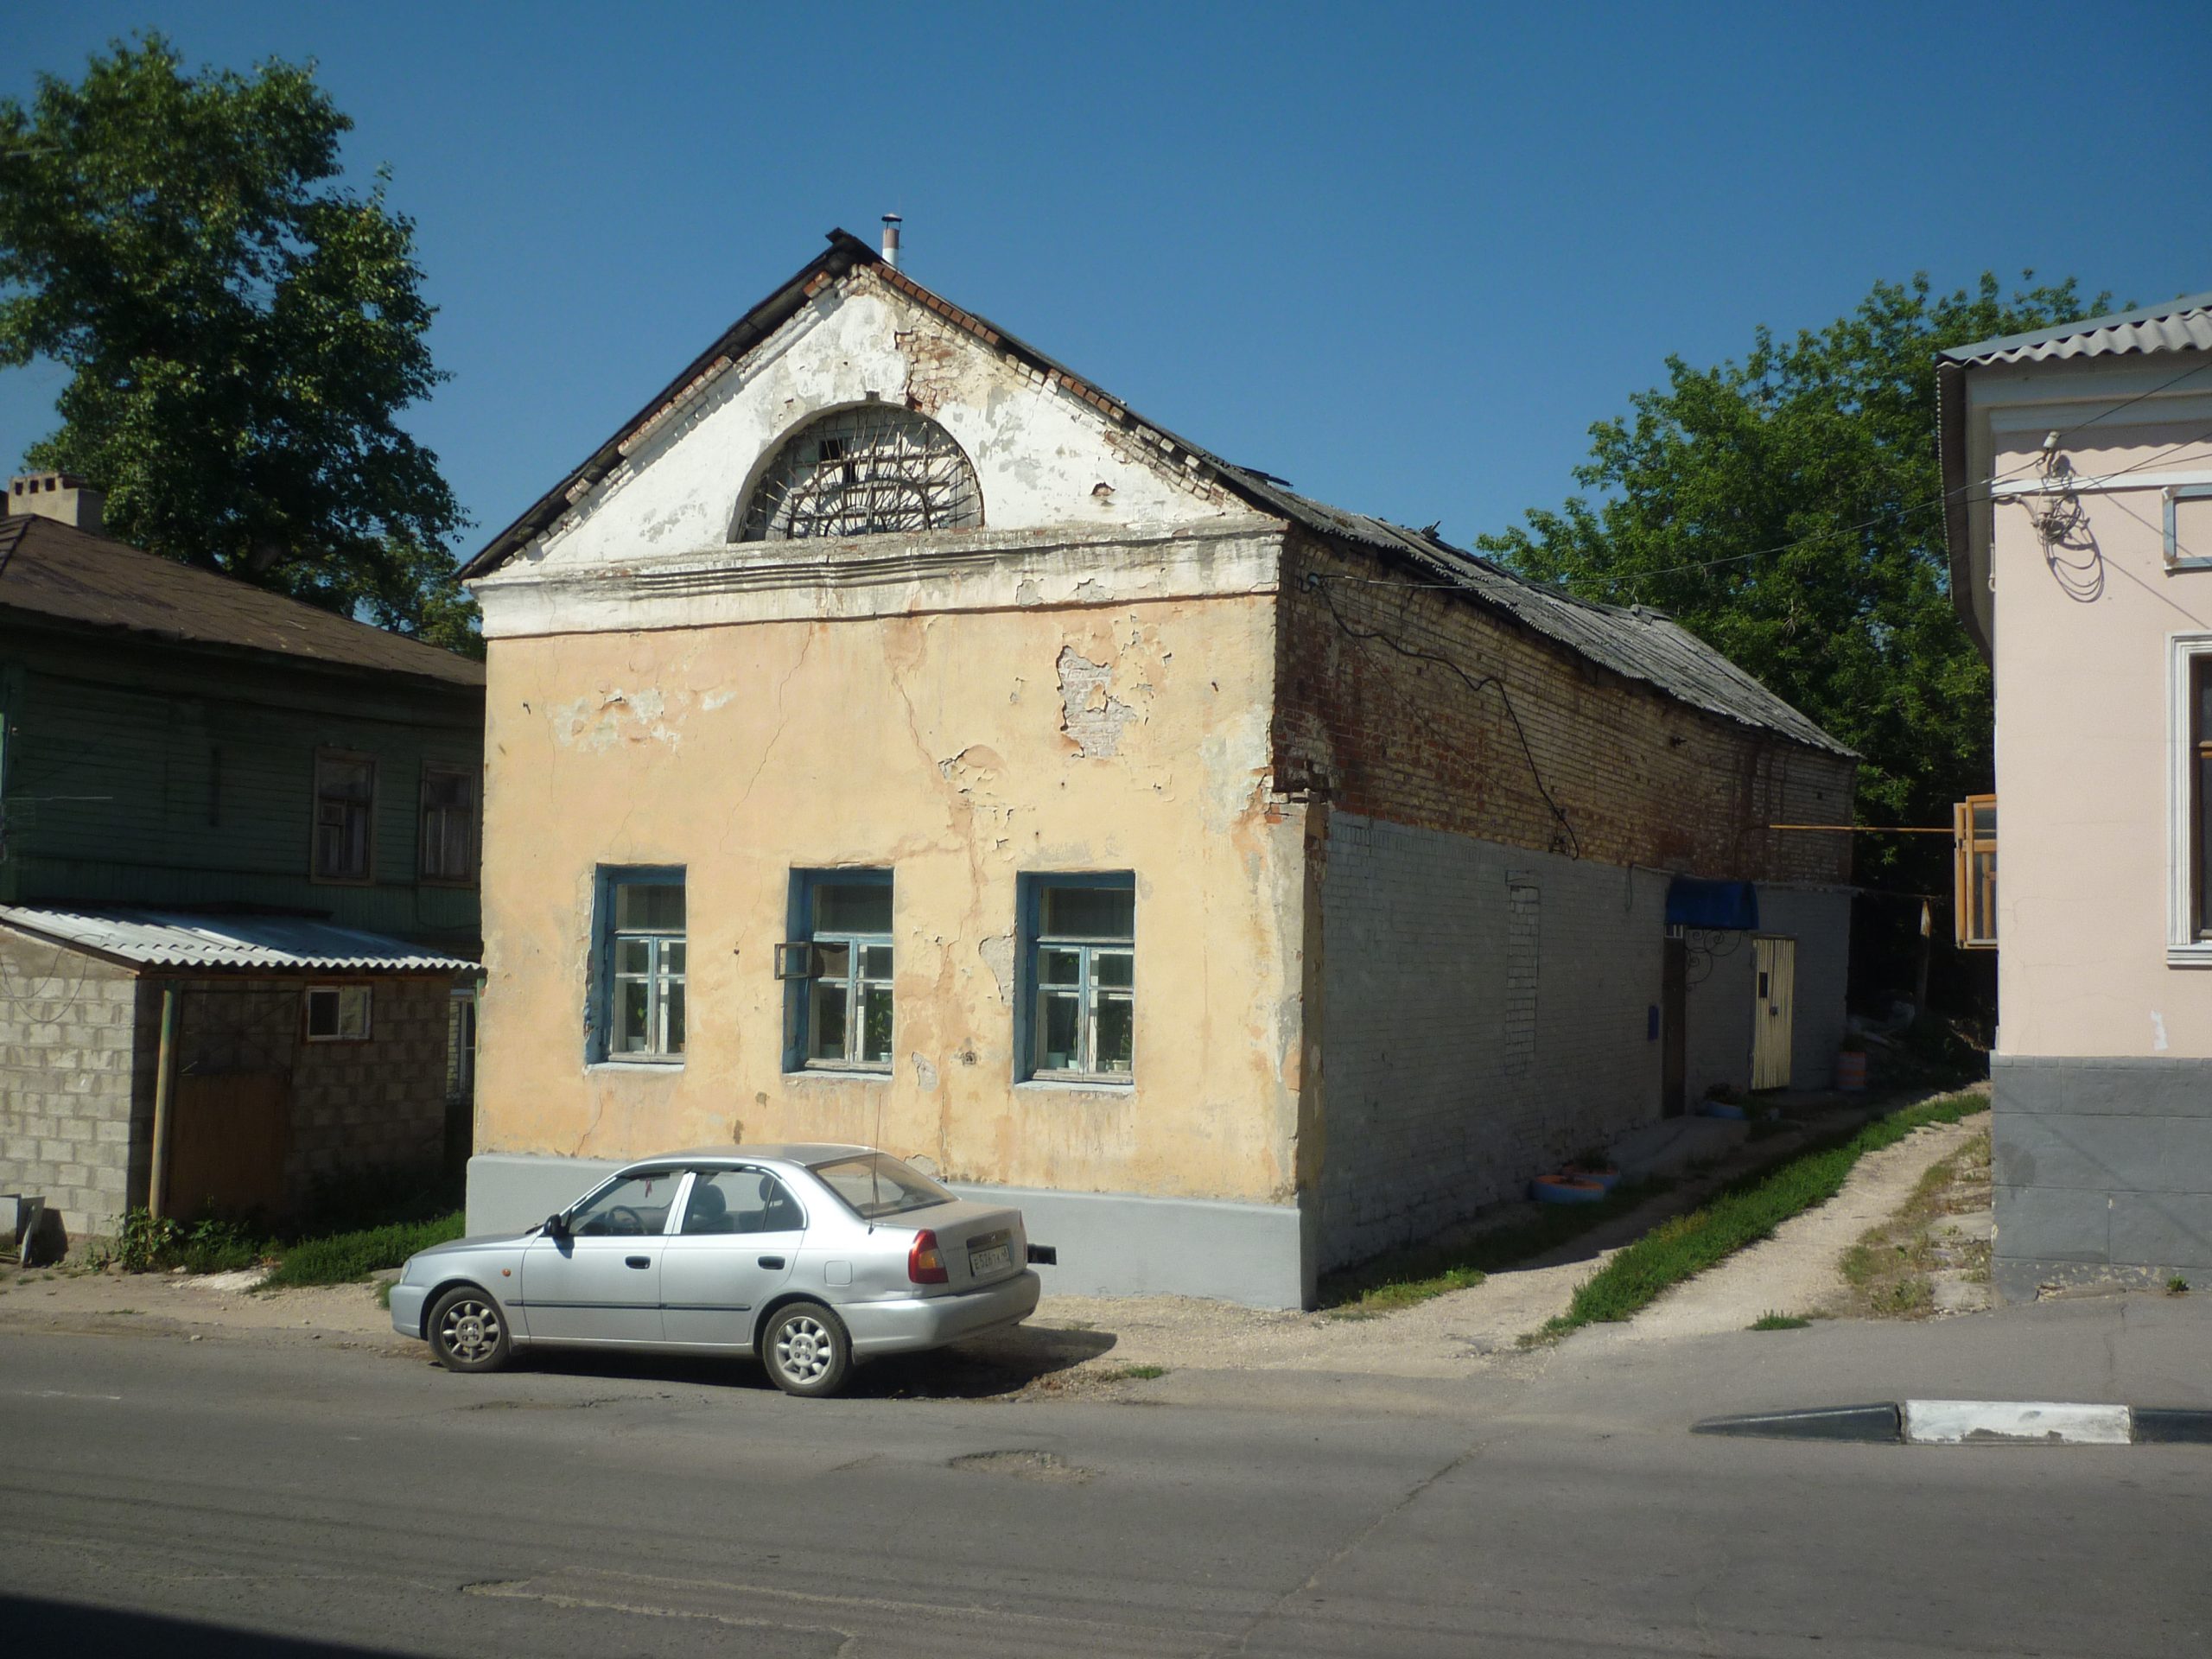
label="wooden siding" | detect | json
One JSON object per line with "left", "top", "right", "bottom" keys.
{"left": 0, "top": 624, "right": 483, "bottom": 950}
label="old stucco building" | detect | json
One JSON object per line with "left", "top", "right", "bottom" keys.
{"left": 461, "top": 228, "right": 1855, "bottom": 1306}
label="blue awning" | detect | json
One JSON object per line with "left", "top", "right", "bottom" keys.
{"left": 1666, "top": 878, "right": 1758, "bottom": 931}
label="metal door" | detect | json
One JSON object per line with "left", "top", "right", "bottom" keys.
{"left": 518, "top": 1167, "right": 682, "bottom": 1344}
{"left": 659, "top": 1168, "right": 804, "bottom": 1348}
{"left": 1751, "top": 936, "right": 1796, "bottom": 1090}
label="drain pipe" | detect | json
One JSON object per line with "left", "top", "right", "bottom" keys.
{"left": 147, "top": 984, "right": 179, "bottom": 1219}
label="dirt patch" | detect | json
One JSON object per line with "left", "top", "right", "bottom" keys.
{"left": 1840, "top": 1127, "right": 1993, "bottom": 1319}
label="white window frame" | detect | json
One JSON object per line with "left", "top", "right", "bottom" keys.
{"left": 781, "top": 874, "right": 894, "bottom": 1073}
{"left": 603, "top": 873, "right": 686, "bottom": 1061}
{"left": 2168, "top": 632, "right": 2212, "bottom": 965}
{"left": 1026, "top": 880, "right": 1135, "bottom": 1084}
{"left": 304, "top": 983, "right": 373, "bottom": 1043}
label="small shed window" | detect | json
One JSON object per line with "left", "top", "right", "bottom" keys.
{"left": 736, "top": 406, "right": 981, "bottom": 542}
{"left": 1953, "top": 794, "right": 1997, "bottom": 950}
{"left": 305, "top": 984, "right": 373, "bottom": 1042}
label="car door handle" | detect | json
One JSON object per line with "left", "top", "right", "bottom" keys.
{"left": 625, "top": 1255, "right": 651, "bottom": 1269}
{"left": 757, "top": 1255, "right": 786, "bottom": 1269}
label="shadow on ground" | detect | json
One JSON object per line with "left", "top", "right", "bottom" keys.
{"left": 479, "top": 1320, "right": 1120, "bottom": 1401}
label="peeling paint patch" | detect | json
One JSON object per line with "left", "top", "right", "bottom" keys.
{"left": 1056, "top": 646, "right": 1137, "bottom": 759}
{"left": 550, "top": 688, "right": 683, "bottom": 752}
{"left": 912, "top": 1052, "right": 940, "bottom": 1092}
{"left": 978, "top": 933, "right": 1016, "bottom": 1007}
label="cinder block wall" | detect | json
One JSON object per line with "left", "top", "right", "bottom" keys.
{"left": 0, "top": 930, "right": 152, "bottom": 1236}
{"left": 1315, "top": 814, "right": 1668, "bottom": 1268}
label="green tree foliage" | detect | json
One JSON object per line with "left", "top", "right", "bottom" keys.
{"left": 0, "top": 34, "right": 478, "bottom": 654}
{"left": 1478, "top": 275, "right": 2099, "bottom": 936}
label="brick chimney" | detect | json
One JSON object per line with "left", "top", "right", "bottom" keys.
{"left": 8, "top": 473, "right": 105, "bottom": 534}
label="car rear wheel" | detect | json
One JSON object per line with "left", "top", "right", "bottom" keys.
{"left": 765, "top": 1300, "right": 851, "bottom": 1398}
{"left": 428, "top": 1286, "right": 512, "bottom": 1373}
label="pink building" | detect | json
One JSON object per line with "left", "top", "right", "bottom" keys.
{"left": 1940, "top": 291, "right": 2212, "bottom": 1297}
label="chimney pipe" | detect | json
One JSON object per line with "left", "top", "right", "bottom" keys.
{"left": 8, "top": 472, "right": 104, "bottom": 534}
{"left": 880, "top": 213, "right": 902, "bottom": 270}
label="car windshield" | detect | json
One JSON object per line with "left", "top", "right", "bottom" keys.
{"left": 810, "top": 1152, "right": 954, "bottom": 1220}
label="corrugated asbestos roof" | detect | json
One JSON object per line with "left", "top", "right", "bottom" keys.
{"left": 470, "top": 230, "right": 1851, "bottom": 759}
{"left": 0, "top": 906, "right": 478, "bottom": 972}
{"left": 0, "top": 514, "right": 486, "bottom": 690}
{"left": 1939, "top": 291, "right": 2212, "bottom": 365}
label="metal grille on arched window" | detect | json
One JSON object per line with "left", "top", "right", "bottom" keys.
{"left": 737, "top": 406, "right": 982, "bottom": 541}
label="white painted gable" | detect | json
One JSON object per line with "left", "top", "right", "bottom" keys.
{"left": 519, "top": 270, "right": 1258, "bottom": 574}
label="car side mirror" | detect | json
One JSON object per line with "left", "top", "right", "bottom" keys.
{"left": 543, "top": 1212, "right": 570, "bottom": 1241}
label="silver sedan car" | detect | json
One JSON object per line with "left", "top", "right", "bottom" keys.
{"left": 389, "top": 1145, "right": 1043, "bottom": 1397}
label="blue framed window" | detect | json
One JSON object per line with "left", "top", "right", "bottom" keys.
{"left": 780, "top": 869, "right": 893, "bottom": 1071}
{"left": 591, "top": 867, "right": 685, "bottom": 1063}
{"left": 1018, "top": 873, "right": 1135, "bottom": 1083}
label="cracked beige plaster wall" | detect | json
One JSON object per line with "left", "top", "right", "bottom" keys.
{"left": 474, "top": 594, "right": 1311, "bottom": 1205}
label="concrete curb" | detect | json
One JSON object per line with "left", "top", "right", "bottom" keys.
{"left": 1694, "top": 1401, "right": 2212, "bottom": 1445}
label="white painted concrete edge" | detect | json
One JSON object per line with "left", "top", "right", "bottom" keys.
{"left": 1902, "top": 1400, "right": 2133, "bottom": 1445}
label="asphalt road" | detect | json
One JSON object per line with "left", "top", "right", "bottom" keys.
{"left": 2, "top": 1321, "right": 2207, "bottom": 1657}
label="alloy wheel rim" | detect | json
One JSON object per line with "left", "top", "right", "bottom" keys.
{"left": 777, "top": 1316, "right": 830, "bottom": 1382}
{"left": 442, "top": 1300, "right": 500, "bottom": 1362}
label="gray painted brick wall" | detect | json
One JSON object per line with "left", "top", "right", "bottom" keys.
{"left": 0, "top": 928, "right": 149, "bottom": 1235}
{"left": 1316, "top": 813, "right": 1669, "bottom": 1269}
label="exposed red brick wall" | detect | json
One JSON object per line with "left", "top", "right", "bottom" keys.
{"left": 1274, "top": 533, "right": 1854, "bottom": 884}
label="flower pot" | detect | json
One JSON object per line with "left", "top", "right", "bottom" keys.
{"left": 1530, "top": 1175, "right": 1608, "bottom": 1205}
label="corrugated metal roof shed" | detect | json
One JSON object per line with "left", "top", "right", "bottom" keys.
{"left": 1939, "top": 292, "right": 2212, "bottom": 365}
{"left": 0, "top": 515, "right": 486, "bottom": 690}
{"left": 470, "top": 230, "right": 1852, "bottom": 760}
{"left": 0, "top": 906, "right": 477, "bottom": 972}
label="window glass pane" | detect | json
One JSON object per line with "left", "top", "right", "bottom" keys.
{"left": 306, "top": 990, "right": 338, "bottom": 1039}
{"left": 664, "top": 981, "right": 686, "bottom": 1055}
{"left": 1096, "top": 994, "right": 1134, "bottom": 1075}
{"left": 1970, "top": 803, "right": 1995, "bottom": 839}
{"left": 2197, "top": 659, "right": 2212, "bottom": 736}
{"left": 1039, "top": 990, "right": 1081, "bottom": 1071}
{"left": 815, "top": 882, "right": 892, "bottom": 934}
{"left": 1043, "top": 884, "right": 1133, "bottom": 940}
{"left": 664, "top": 941, "right": 686, "bottom": 976}
{"left": 861, "top": 985, "right": 894, "bottom": 1065}
{"left": 337, "top": 987, "right": 371, "bottom": 1039}
{"left": 616, "top": 937, "right": 652, "bottom": 976}
{"left": 615, "top": 979, "right": 651, "bottom": 1052}
{"left": 616, "top": 881, "right": 685, "bottom": 932}
{"left": 319, "top": 759, "right": 373, "bottom": 801}
{"left": 813, "top": 941, "right": 851, "bottom": 981}
{"left": 1039, "top": 947, "right": 1083, "bottom": 987}
{"left": 810, "top": 981, "right": 849, "bottom": 1061}
{"left": 809, "top": 1152, "right": 953, "bottom": 1220}
{"left": 571, "top": 1171, "right": 678, "bottom": 1236}
{"left": 1094, "top": 950, "right": 1134, "bottom": 989}
{"left": 424, "top": 770, "right": 471, "bottom": 809}
{"left": 861, "top": 944, "right": 893, "bottom": 980}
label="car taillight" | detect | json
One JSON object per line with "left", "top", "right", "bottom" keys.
{"left": 908, "top": 1229, "right": 948, "bottom": 1285}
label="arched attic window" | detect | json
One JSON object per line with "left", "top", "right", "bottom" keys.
{"left": 735, "top": 405, "right": 982, "bottom": 542}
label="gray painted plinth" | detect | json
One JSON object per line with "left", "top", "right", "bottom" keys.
{"left": 467, "top": 1154, "right": 1313, "bottom": 1309}
{"left": 1991, "top": 1054, "right": 2212, "bottom": 1302}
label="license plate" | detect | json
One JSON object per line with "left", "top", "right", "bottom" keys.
{"left": 968, "top": 1243, "right": 1013, "bottom": 1277}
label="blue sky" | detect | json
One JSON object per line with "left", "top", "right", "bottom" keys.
{"left": 3, "top": 1, "right": 2208, "bottom": 561}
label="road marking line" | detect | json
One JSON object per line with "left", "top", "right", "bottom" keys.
{"left": 12, "top": 1389, "right": 123, "bottom": 1402}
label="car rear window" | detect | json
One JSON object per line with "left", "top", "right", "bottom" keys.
{"left": 810, "top": 1152, "right": 954, "bottom": 1220}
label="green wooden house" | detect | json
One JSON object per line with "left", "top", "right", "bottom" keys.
{"left": 0, "top": 477, "right": 486, "bottom": 1246}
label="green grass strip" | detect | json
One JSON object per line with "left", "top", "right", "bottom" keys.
{"left": 1534, "top": 1090, "right": 1988, "bottom": 1342}
{"left": 257, "top": 1211, "right": 465, "bottom": 1290}
{"left": 1319, "top": 1176, "right": 1675, "bottom": 1318}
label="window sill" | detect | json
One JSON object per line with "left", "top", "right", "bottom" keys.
{"left": 784, "top": 1066, "right": 893, "bottom": 1084}
{"left": 1017, "top": 1076, "right": 1135, "bottom": 1097}
{"left": 2167, "top": 944, "right": 2212, "bottom": 968}
{"left": 587, "top": 1058, "right": 685, "bottom": 1072}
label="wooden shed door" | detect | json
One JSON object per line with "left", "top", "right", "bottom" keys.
{"left": 167, "top": 1074, "right": 292, "bottom": 1219}
{"left": 1751, "top": 937, "right": 1796, "bottom": 1090}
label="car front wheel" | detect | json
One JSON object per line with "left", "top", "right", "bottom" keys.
{"left": 428, "top": 1286, "right": 512, "bottom": 1373}
{"left": 764, "top": 1300, "right": 851, "bottom": 1398}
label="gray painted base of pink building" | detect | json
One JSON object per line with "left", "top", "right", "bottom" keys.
{"left": 1992, "top": 1054, "right": 2212, "bottom": 1302}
